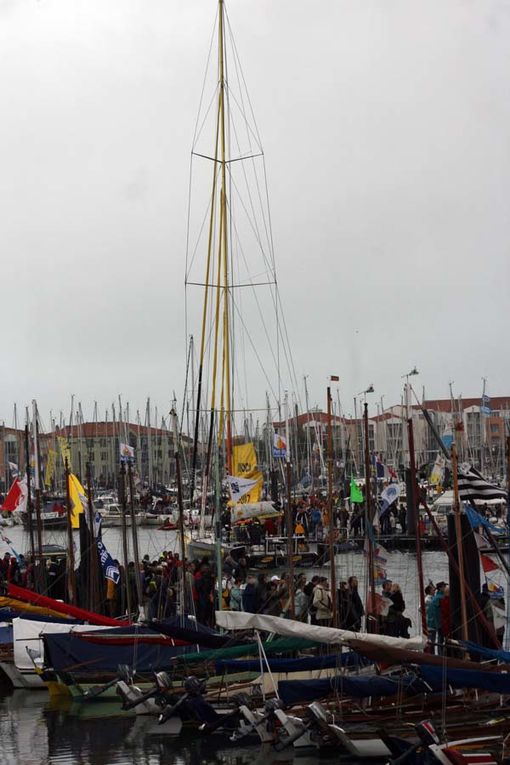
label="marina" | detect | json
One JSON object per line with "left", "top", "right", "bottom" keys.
{"left": 0, "top": 0, "right": 509, "bottom": 763}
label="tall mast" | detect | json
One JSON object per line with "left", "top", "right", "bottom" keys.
{"left": 218, "top": 0, "right": 232, "bottom": 474}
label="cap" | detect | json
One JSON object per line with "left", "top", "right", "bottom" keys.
{"left": 436, "top": 581, "right": 446, "bottom": 589}
{"left": 270, "top": 575, "right": 280, "bottom": 582}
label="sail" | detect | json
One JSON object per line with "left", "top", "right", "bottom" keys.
{"left": 214, "top": 611, "right": 426, "bottom": 651}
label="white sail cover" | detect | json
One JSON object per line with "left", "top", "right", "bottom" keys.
{"left": 230, "top": 501, "right": 282, "bottom": 524}
{"left": 215, "top": 611, "right": 425, "bottom": 651}
{"left": 13, "top": 617, "right": 105, "bottom": 673}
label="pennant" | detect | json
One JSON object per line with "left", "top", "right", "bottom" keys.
{"left": 350, "top": 478, "right": 364, "bottom": 504}
{"left": 57, "top": 436, "right": 72, "bottom": 470}
{"left": 120, "top": 442, "right": 135, "bottom": 462}
{"left": 44, "top": 449, "right": 57, "bottom": 488}
{"left": 272, "top": 433, "right": 287, "bottom": 459}
{"left": 480, "top": 554, "right": 500, "bottom": 573}
{"left": 68, "top": 473, "right": 86, "bottom": 529}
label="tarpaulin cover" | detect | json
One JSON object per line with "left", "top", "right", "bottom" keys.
{"left": 215, "top": 651, "right": 368, "bottom": 674}
{"left": 278, "top": 672, "right": 430, "bottom": 706}
{"left": 461, "top": 640, "right": 510, "bottom": 664}
{"left": 174, "top": 637, "right": 319, "bottom": 664}
{"left": 420, "top": 665, "right": 510, "bottom": 694}
{"left": 43, "top": 627, "right": 194, "bottom": 674}
{"left": 148, "top": 618, "right": 234, "bottom": 649}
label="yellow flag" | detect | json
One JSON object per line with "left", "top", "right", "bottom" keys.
{"left": 44, "top": 449, "right": 57, "bottom": 488}
{"left": 69, "top": 473, "right": 87, "bottom": 529}
{"left": 57, "top": 436, "right": 72, "bottom": 471}
{"left": 232, "top": 443, "right": 262, "bottom": 504}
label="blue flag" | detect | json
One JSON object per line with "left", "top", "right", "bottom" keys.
{"left": 96, "top": 537, "right": 120, "bottom": 584}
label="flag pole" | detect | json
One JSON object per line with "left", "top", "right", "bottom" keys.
{"left": 285, "top": 391, "right": 295, "bottom": 618}
{"left": 64, "top": 458, "right": 76, "bottom": 605}
{"left": 363, "top": 402, "right": 376, "bottom": 631}
{"left": 327, "top": 385, "right": 337, "bottom": 628}
{"left": 407, "top": 418, "right": 426, "bottom": 636}
{"left": 451, "top": 443, "right": 469, "bottom": 643}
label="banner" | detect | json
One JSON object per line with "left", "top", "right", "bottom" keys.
{"left": 429, "top": 453, "right": 445, "bottom": 486}
{"left": 57, "top": 436, "right": 72, "bottom": 470}
{"left": 232, "top": 443, "right": 262, "bottom": 504}
{"left": 96, "top": 537, "right": 120, "bottom": 584}
{"left": 120, "top": 442, "right": 135, "bottom": 462}
{"left": 44, "top": 449, "right": 57, "bottom": 488}
{"left": 379, "top": 483, "right": 400, "bottom": 517}
{"left": 227, "top": 475, "right": 260, "bottom": 504}
{"left": 481, "top": 394, "right": 491, "bottom": 416}
{"left": 272, "top": 433, "right": 287, "bottom": 459}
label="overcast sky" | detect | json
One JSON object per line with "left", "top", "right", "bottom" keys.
{"left": 1, "top": 0, "right": 509, "bottom": 428}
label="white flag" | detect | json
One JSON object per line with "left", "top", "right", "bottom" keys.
{"left": 8, "top": 462, "right": 18, "bottom": 476}
{"left": 227, "top": 475, "right": 259, "bottom": 503}
{"left": 119, "top": 442, "right": 135, "bottom": 462}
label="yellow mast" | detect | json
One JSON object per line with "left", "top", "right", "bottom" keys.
{"left": 218, "top": 0, "right": 233, "bottom": 474}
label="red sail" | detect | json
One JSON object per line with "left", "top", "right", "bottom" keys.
{"left": 7, "top": 583, "right": 131, "bottom": 627}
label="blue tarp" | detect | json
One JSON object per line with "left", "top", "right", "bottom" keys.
{"left": 0, "top": 625, "right": 13, "bottom": 645}
{"left": 215, "top": 651, "right": 368, "bottom": 675}
{"left": 43, "top": 626, "right": 195, "bottom": 674}
{"left": 420, "top": 665, "right": 510, "bottom": 694}
{"left": 278, "top": 672, "right": 430, "bottom": 706}
{"left": 461, "top": 640, "right": 510, "bottom": 663}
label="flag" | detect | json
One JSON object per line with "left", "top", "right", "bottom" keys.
{"left": 44, "top": 449, "right": 57, "bottom": 488}
{"left": 458, "top": 464, "right": 507, "bottom": 502}
{"left": 480, "top": 554, "right": 500, "bottom": 573}
{"left": 429, "top": 453, "right": 445, "bottom": 486}
{"left": 379, "top": 483, "right": 400, "bottom": 517}
{"left": 481, "top": 394, "right": 491, "bottom": 416}
{"left": 375, "top": 457, "right": 386, "bottom": 480}
{"left": 68, "top": 473, "right": 86, "bottom": 529}
{"left": 8, "top": 462, "right": 18, "bottom": 477}
{"left": 330, "top": 375, "right": 340, "bottom": 382}
{"left": 272, "top": 433, "right": 287, "bottom": 459}
{"left": 350, "top": 478, "right": 364, "bottom": 504}
{"left": 1, "top": 478, "right": 27, "bottom": 513}
{"left": 465, "top": 505, "right": 505, "bottom": 535}
{"left": 232, "top": 443, "right": 262, "bottom": 504}
{"left": 227, "top": 475, "right": 260, "bottom": 504}
{"left": 120, "top": 443, "right": 135, "bottom": 462}
{"left": 387, "top": 465, "right": 398, "bottom": 481}
{"left": 96, "top": 538, "right": 120, "bottom": 584}
{"left": 57, "top": 436, "right": 72, "bottom": 470}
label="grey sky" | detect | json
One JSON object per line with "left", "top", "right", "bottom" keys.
{"left": 1, "top": 0, "right": 509, "bottom": 427}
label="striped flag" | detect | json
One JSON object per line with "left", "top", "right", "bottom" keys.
{"left": 457, "top": 463, "right": 507, "bottom": 502}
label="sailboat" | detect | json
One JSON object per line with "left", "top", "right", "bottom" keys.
{"left": 180, "top": 0, "right": 323, "bottom": 572}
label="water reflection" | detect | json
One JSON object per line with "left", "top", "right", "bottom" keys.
{"left": 0, "top": 685, "right": 309, "bottom": 765}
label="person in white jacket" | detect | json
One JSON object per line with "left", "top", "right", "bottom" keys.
{"left": 312, "top": 577, "right": 333, "bottom": 626}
